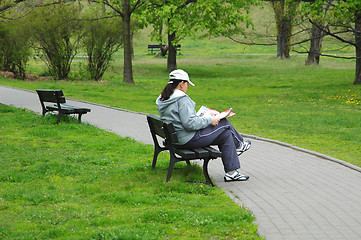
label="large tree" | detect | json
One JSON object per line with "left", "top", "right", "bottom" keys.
{"left": 304, "top": 18, "right": 325, "bottom": 65}
{"left": 146, "top": 0, "right": 256, "bottom": 71}
{"left": 306, "top": 0, "right": 361, "bottom": 84}
{"left": 270, "top": 0, "right": 300, "bottom": 59}
{"left": 298, "top": 1, "right": 330, "bottom": 65}
{"left": 91, "top": 0, "right": 146, "bottom": 84}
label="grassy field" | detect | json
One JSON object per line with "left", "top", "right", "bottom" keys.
{"left": 0, "top": 105, "right": 261, "bottom": 239}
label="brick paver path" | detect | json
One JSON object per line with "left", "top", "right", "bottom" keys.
{"left": 1, "top": 85, "right": 361, "bottom": 240}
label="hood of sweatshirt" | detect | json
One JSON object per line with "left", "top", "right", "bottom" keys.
{"left": 156, "top": 89, "right": 187, "bottom": 115}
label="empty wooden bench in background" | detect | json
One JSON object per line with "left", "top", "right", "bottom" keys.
{"left": 146, "top": 114, "right": 221, "bottom": 186}
{"left": 147, "top": 44, "right": 181, "bottom": 54}
{"left": 36, "top": 89, "right": 91, "bottom": 124}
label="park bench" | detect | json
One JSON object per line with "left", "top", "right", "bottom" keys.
{"left": 147, "top": 44, "right": 181, "bottom": 54}
{"left": 36, "top": 89, "right": 91, "bottom": 124}
{"left": 146, "top": 114, "right": 221, "bottom": 186}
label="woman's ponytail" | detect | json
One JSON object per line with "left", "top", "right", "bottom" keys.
{"left": 160, "top": 79, "right": 182, "bottom": 101}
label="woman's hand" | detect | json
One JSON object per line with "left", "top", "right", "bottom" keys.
{"left": 211, "top": 117, "right": 220, "bottom": 126}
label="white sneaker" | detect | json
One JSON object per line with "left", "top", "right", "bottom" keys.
{"left": 237, "top": 140, "right": 251, "bottom": 156}
{"left": 224, "top": 171, "right": 249, "bottom": 182}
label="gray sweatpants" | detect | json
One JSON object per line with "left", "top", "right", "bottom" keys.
{"left": 179, "top": 119, "right": 243, "bottom": 173}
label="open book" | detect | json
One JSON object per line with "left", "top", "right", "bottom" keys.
{"left": 196, "top": 105, "right": 235, "bottom": 119}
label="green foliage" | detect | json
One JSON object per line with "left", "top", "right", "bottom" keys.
{"left": 304, "top": 0, "right": 360, "bottom": 31}
{"left": 81, "top": 10, "right": 123, "bottom": 81}
{"left": 145, "top": 0, "right": 258, "bottom": 45}
{"left": 0, "top": 0, "right": 27, "bottom": 17}
{"left": 28, "top": 3, "right": 82, "bottom": 80}
{"left": 0, "top": 104, "right": 260, "bottom": 239}
{"left": 328, "top": 0, "right": 360, "bottom": 23}
{"left": 0, "top": 19, "right": 31, "bottom": 79}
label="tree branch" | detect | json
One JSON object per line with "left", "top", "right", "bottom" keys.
{"left": 100, "top": 0, "right": 123, "bottom": 18}
{"left": 290, "top": 28, "right": 310, "bottom": 38}
{"left": 130, "top": 0, "right": 147, "bottom": 14}
{"left": 179, "top": 0, "right": 197, "bottom": 9}
{"left": 74, "top": 15, "right": 119, "bottom": 21}
{"left": 310, "top": 18, "right": 356, "bottom": 46}
{"left": 0, "top": 0, "right": 67, "bottom": 21}
{"left": 228, "top": 36, "right": 276, "bottom": 46}
{"left": 293, "top": 49, "right": 357, "bottom": 59}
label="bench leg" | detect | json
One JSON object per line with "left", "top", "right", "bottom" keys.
{"left": 78, "top": 113, "right": 83, "bottom": 123}
{"left": 166, "top": 156, "right": 177, "bottom": 182}
{"left": 152, "top": 145, "right": 163, "bottom": 169}
{"left": 56, "top": 113, "right": 63, "bottom": 124}
{"left": 203, "top": 158, "right": 214, "bottom": 186}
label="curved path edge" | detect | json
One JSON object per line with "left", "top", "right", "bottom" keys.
{"left": 242, "top": 134, "right": 361, "bottom": 173}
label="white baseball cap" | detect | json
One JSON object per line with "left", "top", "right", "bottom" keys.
{"left": 169, "top": 69, "right": 195, "bottom": 86}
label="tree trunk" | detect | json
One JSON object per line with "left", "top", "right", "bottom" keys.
{"left": 273, "top": 1, "right": 292, "bottom": 59}
{"left": 276, "top": 17, "right": 292, "bottom": 59}
{"left": 167, "top": 31, "right": 177, "bottom": 71}
{"left": 306, "top": 22, "right": 324, "bottom": 65}
{"left": 122, "top": 0, "right": 134, "bottom": 84}
{"left": 160, "top": 44, "right": 168, "bottom": 56}
{"left": 158, "top": 25, "right": 168, "bottom": 57}
{"left": 354, "top": 9, "right": 361, "bottom": 85}
{"left": 131, "top": 31, "right": 134, "bottom": 59}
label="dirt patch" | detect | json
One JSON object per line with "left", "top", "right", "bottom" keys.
{"left": 0, "top": 71, "right": 107, "bottom": 82}
{"left": 0, "top": 71, "right": 52, "bottom": 81}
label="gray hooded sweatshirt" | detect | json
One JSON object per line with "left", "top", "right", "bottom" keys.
{"left": 156, "top": 90, "right": 212, "bottom": 145}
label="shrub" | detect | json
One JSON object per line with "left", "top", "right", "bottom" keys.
{"left": 81, "top": 12, "right": 123, "bottom": 81}
{"left": 29, "top": 3, "right": 82, "bottom": 80}
{"left": 0, "top": 20, "right": 31, "bottom": 79}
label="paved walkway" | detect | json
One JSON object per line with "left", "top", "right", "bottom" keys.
{"left": 1, "top": 85, "right": 361, "bottom": 240}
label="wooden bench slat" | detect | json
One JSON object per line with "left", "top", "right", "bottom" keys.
{"left": 36, "top": 89, "right": 66, "bottom": 103}
{"left": 173, "top": 148, "right": 197, "bottom": 159}
{"left": 204, "top": 146, "right": 222, "bottom": 158}
{"left": 151, "top": 120, "right": 166, "bottom": 139}
{"left": 46, "top": 104, "right": 90, "bottom": 112}
{"left": 193, "top": 148, "right": 210, "bottom": 159}
{"left": 163, "top": 123, "right": 179, "bottom": 143}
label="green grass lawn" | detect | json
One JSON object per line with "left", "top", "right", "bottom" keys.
{"left": 0, "top": 105, "right": 260, "bottom": 239}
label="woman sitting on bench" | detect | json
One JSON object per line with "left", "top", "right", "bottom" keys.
{"left": 156, "top": 69, "right": 251, "bottom": 182}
